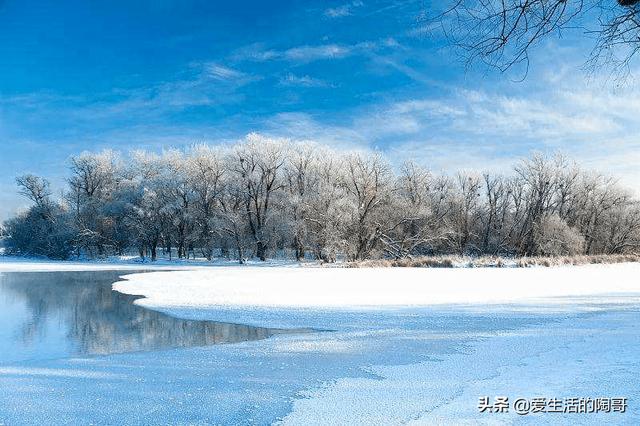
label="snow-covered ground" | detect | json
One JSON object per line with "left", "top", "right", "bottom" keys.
{"left": 114, "top": 263, "right": 640, "bottom": 316}
{"left": 1, "top": 261, "right": 640, "bottom": 424}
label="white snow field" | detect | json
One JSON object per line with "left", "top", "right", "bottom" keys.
{"left": 114, "top": 263, "right": 640, "bottom": 314}
{"left": 1, "top": 261, "right": 640, "bottom": 424}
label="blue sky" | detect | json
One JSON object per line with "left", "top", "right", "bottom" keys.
{"left": 1, "top": 0, "right": 639, "bottom": 220}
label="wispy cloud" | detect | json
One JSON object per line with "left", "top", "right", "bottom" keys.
{"left": 324, "top": 0, "right": 364, "bottom": 18}
{"left": 284, "top": 44, "right": 351, "bottom": 61}
{"left": 448, "top": 88, "right": 625, "bottom": 141}
{"left": 249, "top": 78, "right": 640, "bottom": 191}
{"left": 339, "top": 85, "right": 636, "bottom": 144}
{"left": 257, "top": 112, "right": 367, "bottom": 150}
{"left": 279, "top": 74, "right": 333, "bottom": 88}
{"left": 203, "top": 63, "right": 247, "bottom": 81}
{"left": 1, "top": 61, "right": 259, "bottom": 126}
{"left": 231, "top": 38, "right": 401, "bottom": 64}
{"left": 229, "top": 43, "right": 280, "bottom": 62}
{"left": 232, "top": 43, "right": 352, "bottom": 63}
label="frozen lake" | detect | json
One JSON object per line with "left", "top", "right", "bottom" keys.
{"left": 0, "top": 269, "right": 639, "bottom": 424}
{"left": 0, "top": 271, "right": 284, "bottom": 364}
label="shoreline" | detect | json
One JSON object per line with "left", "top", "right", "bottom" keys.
{"left": 1, "top": 253, "right": 639, "bottom": 273}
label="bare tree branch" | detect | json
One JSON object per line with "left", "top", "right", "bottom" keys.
{"left": 428, "top": 0, "right": 640, "bottom": 78}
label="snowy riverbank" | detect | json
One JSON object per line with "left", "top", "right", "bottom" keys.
{"left": 115, "top": 263, "right": 640, "bottom": 307}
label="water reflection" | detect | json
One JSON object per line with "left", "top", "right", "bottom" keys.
{"left": 0, "top": 271, "right": 279, "bottom": 363}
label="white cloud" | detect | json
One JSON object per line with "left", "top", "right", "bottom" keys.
{"left": 2, "top": 61, "right": 260, "bottom": 124}
{"left": 231, "top": 38, "right": 400, "bottom": 64}
{"left": 324, "top": 1, "right": 364, "bottom": 18}
{"left": 449, "top": 87, "right": 631, "bottom": 141}
{"left": 285, "top": 44, "right": 351, "bottom": 61}
{"left": 280, "top": 74, "right": 332, "bottom": 88}
{"left": 259, "top": 112, "right": 367, "bottom": 150}
{"left": 251, "top": 79, "right": 640, "bottom": 192}
{"left": 343, "top": 83, "right": 636, "bottom": 146}
{"left": 231, "top": 43, "right": 351, "bottom": 63}
{"left": 230, "top": 43, "right": 352, "bottom": 63}
{"left": 203, "top": 64, "right": 246, "bottom": 81}
{"left": 386, "top": 139, "right": 519, "bottom": 176}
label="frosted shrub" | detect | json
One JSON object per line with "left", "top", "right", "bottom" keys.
{"left": 533, "top": 214, "right": 585, "bottom": 256}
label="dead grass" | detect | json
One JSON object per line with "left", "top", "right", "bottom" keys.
{"left": 514, "top": 253, "right": 640, "bottom": 267}
{"left": 343, "top": 253, "right": 640, "bottom": 268}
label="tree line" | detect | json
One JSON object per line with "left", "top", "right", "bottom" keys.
{"left": 3, "top": 134, "right": 640, "bottom": 262}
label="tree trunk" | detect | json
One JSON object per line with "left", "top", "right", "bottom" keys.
{"left": 237, "top": 245, "right": 244, "bottom": 264}
{"left": 256, "top": 241, "right": 267, "bottom": 261}
{"left": 150, "top": 239, "right": 158, "bottom": 261}
{"left": 294, "top": 236, "right": 304, "bottom": 261}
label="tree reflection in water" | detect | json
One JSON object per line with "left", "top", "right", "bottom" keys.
{"left": 0, "top": 271, "right": 279, "bottom": 360}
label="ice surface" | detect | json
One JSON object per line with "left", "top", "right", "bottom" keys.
{"left": 1, "top": 265, "right": 639, "bottom": 424}
{"left": 0, "top": 255, "right": 299, "bottom": 272}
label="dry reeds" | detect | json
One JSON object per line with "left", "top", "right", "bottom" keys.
{"left": 343, "top": 253, "right": 640, "bottom": 268}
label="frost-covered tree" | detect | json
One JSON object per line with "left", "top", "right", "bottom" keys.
{"left": 534, "top": 214, "right": 585, "bottom": 256}
{"left": 478, "top": 173, "right": 512, "bottom": 255}
{"left": 217, "top": 168, "right": 251, "bottom": 263}
{"left": 231, "top": 135, "right": 288, "bottom": 261}
{"left": 342, "top": 152, "right": 393, "bottom": 260}
{"left": 283, "top": 142, "right": 319, "bottom": 260}
{"left": 67, "top": 150, "right": 122, "bottom": 256}
{"left": 380, "top": 163, "right": 453, "bottom": 258}
{"left": 4, "top": 175, "right": 73, "bottom": 259}
{"left": 16, "top": 174, "right": 52, "bottom": 208}
{"left": 4, "top": 140, "right": 639, "bottom": 262}
{"left": 188, "top": 145, "right": 225, "bottom": 260}
{"left": 450, "top": 173, "right": 482, "bottom": 255}
{"left": 304, "top": 149, "right": 350, "bottom": 262}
